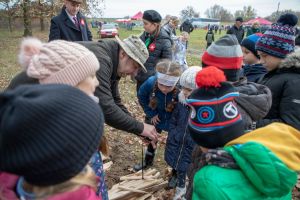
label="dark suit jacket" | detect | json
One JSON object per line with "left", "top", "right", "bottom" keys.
{"left": 49, "top": 8, "right": 92, "bottom": 41}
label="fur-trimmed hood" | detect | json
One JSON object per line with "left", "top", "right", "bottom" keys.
{"left": 279, "top": 48, "right": 300, "bottom": 70}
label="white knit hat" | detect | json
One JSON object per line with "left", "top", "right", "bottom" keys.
{"left": 179, "top": 66, "right": 202, "bottom": 89}
{"left": 19, "top": 38, "right": 99, "bottom": 86}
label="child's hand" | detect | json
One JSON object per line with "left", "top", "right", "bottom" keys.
{"left": 151, "top": 115, "right": 160, "bottom": 126}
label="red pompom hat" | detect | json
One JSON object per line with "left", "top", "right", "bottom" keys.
{"left": 187, "top": 66, "right": 244, "bottom": 148}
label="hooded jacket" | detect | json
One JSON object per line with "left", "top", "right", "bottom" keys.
{"left": 193, "top": 123, "right": 300, "bottom": 200}
{"left": 257, "top": 49, "right": 300, "bottom": 130}
{"left": 233, "top": 77, "right": 272, "bottom": 131}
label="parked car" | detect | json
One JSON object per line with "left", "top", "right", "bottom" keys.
{"left": 99, "top": 24, "right": 119, "bottom": 38}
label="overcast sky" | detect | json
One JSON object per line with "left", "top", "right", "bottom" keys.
{"left": 102, "top": 0, "right": 300, "bottom": 18}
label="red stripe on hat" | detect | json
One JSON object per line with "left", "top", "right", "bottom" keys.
{"left": 202, "top": 52, "right": 243, "bottom": 70}
{"left": 189, "top": 97, "right": 235, "bottom": 106}
{"left": 256, "top": 42, "right": 290, "bottom": 54}
{"left": 191, "top": 114, "right": 242, "bottom": 127}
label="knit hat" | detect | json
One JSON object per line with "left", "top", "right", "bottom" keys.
{"left": 236, "top": 17, "right": 243, "bottom": 22}
{"left": 143, "top": 10, "right": 162, "bottom": 23}
{"left": 115, "top": 35, "right": 149, "bottom": 72}
{"left": 256, "top": 13, "right": 298, "bottom": 58}
{"left": 241, "top": 33, "right": 264, "bottom": 58}
{"left": 19, "top": 38, "right": 99, "bottom": 86}
{"left": 179, "top": 66, "right": 202, "bottom": 89}
{"left": 187, "top": 66, "right": 244, "bottom": 148}
{"left": 201, "top": 34, "right": 243, "bottom": 82}
{"left": 0, "top": 84, "right": 104, "bottom": 186}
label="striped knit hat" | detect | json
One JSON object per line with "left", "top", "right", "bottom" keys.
{"left": 241, "top": 33, "right": 264, "bottom": 58}
{"left": 0, "top": 84, "right": 104, "bottom": 186}
{"left": 187, "top": 66, "right": 244, "bottom": 148}
{"left": 256, "top": 13, "right": 298, "bottom": 58}
{"left": 19, "top": 38, "right": 100, "bottom": 86}
{"left": 202, "top": 34, "right": 243, "bottom": 82}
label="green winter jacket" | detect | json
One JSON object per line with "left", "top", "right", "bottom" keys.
{"left": 192, "top": 142, "right": 297, "bottom": 200}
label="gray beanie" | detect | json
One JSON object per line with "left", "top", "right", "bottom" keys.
{"left": 179, "top": 66, "right": 202, "bottom": 89}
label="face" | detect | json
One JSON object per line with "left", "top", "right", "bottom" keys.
{"left": 157, "top": 83, "right": 175, "bottom": 95}
{"left": 257, "top": 51, "right": 282, "bottom": 71}
{"left": 64, "top": 0, "right": 80, "bottom": 16}
{"left": 170, "top": 20, "right": 178, "bottom": 29}
{"left": 143, "top": 19, "right": 159, "bottom": 34}
{"left": 118, "top": 50, "right": 140, "bottom": 77}
{"left": 242, "top": 46, "right": 259, "bottom": 65}
{"left": 76, "top": 75, "right": 99, "bottom": 96}
{"left": 181, "top": 34, "right": 189, "bottom": 42}
{"left": 235, "top": 21, "right": 242, "bottom": 27}
{"left": 182, "top": 87, "right": 193, "bottom": 98}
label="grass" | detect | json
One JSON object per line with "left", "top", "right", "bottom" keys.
{"left": 0, "top": 26, "right": 224, "bottom": 90}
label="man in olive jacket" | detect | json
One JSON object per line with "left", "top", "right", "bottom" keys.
{"left": 79, "top": 36, "right": 158, "bottom": 142}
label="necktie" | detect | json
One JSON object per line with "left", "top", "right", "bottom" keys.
{"left": 73, "top": 16, "right": 79, "bottom": 29}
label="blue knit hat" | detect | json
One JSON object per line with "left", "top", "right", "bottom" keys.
{"left": 241, "top": 33, "right": 263, "bottom": 58}
{"left": 256, "top": 13, "right": 298, "bottom": 58}
{"left": 0, "top": 84, "right": 104, "bottom": 186}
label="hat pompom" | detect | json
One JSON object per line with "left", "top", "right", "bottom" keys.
{"left": 18, "top": 38, "right": 43, "bottom": 70}
{"left": 277, "top": 13, "right": 298, "bottom": 27}
{"left": 196, "top": 66, "right": 226, "bottom": 88}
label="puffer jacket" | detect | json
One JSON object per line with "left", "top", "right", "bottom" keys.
{"left": 136, "top": 29, "right": 172, "bottom": 84}
{"left": 165, "top": 92, "right": 195, "bottom": 172}
{"left": 241, "top": 63, "right": 267, "bottom": 83}
{"left": 233, "top": 77, "right": 272, "bottom": 131}
{"left": 257, "top": 49, "right": 300, "bottom": 130}
{"left": 138, "top": 76, "right": 178, "bottom": 131}
{"left": 193, "top": 123, "right": 300, "bottom": 200}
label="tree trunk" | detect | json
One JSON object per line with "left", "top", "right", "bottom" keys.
{"left": 8, "top": 16, "right": 12, "bottom": 32}
{"left": 23, "top": 0, "right": 32, "bottom": 36}
{"left": 39, "top": 0, "right": 45, "bottom": 31}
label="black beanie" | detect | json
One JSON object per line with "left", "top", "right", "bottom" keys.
{"left": 187, "top": 67, "right": 244, "bottom": 148}
{"left": 143, "top": 10, "right": 162, "bottom": 23}
{"left": 0, "top": 84, "right": 104, "bottom": 186}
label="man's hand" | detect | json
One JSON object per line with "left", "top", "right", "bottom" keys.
{"left": 151, "top": 115, "right": 160, "bottom": 126}
{"left": 141, "top": 123, "right": 158, "bottom": 146}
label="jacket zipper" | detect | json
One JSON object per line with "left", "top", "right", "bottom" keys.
{"left": 175, "top": 120, "right": 189, "bottom": 170}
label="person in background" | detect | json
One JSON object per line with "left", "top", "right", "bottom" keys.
{"left": 136, "top": 10, "right": 173, "bottom": 90}
{"left": 49, "top": 0, "right": 92, "bottom": 41}
{"left": 179, "top": 19, "right": 194, "bottom": 49}
{"left": 162, "top": 16, "right": 180, "bottom": 42}
{"left": 173, "top": 31, "right": 189, "bottom": 72}
{"left": 165, "top": 66, "right": 202, "bottom": 199}
{"left": 205, "top": 28, "right": 214, "bottom": 49}
{"left": 0, "top": 84, "right": 105, "bottom": 200}
{"left": 246, "top": 21, "right": 261, "bottom": 36}
{"left": 241, "top": 33, "right": 267, "bottom": 83}
{"left": 227, "top": 17, "right": 245, "bottom": 44}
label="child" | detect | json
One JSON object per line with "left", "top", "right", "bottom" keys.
{"left": 172, "top": 31, "right": 189, "bottom": 72}
{"left": 14, "top": 38, "right": 109, "bottom": 200}
{"left": 205, "top": 29, "right": 214, "bottom": 48}
{"left": 241, "top": 33, "right": 267, "bottom": 83}
{"left": 0, "top": 84, "right": 105, "bottom": 200}
{"left": 255, "top": 13, "right": 300, "bottom": 130}
{"left": 134, "top": 60, "right": 182, "bottom": 171}
{"left": 164, "top": 66, "right": 202, "bottom": 199}
{"left": 187, "top": 66, "right": 300, "bottom": 199}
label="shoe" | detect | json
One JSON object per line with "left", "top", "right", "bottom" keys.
{"left": 133, "top": 162, "right": 152, "bottom": 171}
{"left": 168, "top": 174, "right": 177, "bottom": 189}
{"left": 173, "top": 186, "right": 186, "bottom": 200}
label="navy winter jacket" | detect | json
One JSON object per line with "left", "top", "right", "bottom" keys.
{"left": 165, "top": 102, "right": 195, "bottom": 172}
{"left": 138, "top": 76, "right": 177, "bottom": 131}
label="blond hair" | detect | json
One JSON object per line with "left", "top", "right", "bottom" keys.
{"left": 23, "top": 165, "right": 97, "bottom": 199}
{"left": 156, "top": 59, "right": 182, "bottom": 76}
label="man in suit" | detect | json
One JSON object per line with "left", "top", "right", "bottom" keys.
{"left": 49, "top": 0, "right": 92, "bottom": 41}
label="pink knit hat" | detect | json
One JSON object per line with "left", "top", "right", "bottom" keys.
{"left": 19, "top": 38, "right": 99, "bottom": 86}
